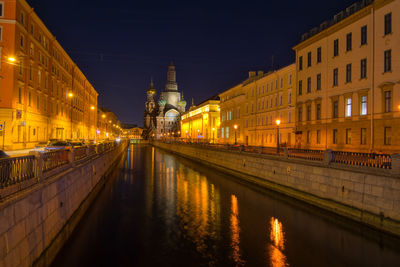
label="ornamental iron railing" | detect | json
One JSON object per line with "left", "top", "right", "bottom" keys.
{"left": 0, "top": 155, "right": 37, "bottom": 189}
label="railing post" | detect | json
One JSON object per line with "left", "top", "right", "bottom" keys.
{"left": 324, "top": 149, "right": 333, "bottom": 165}
{"left": 69, "top": 149, "right": 75, "bottom": 167}
{"left": 258, "top": 147, "right": 263, "bottom": 154}
{"left": 86, "top": 146, "right": 90, "bottom": 158}
{"left": 391, "top": 154, "right": 400, "bottom": 175}
{"left": 284, "top": 148, "right": 288, "bottom": 159}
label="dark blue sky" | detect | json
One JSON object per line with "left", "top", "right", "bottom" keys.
{"left": 27, "top": 0, "right": 354, "bottom": 125}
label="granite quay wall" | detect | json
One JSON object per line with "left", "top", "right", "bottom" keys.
{"left": 153, "top": 141, "right": 400, "bottom": 237}
{"left": 0, "top": 141, "right": 128, "bottom": 267}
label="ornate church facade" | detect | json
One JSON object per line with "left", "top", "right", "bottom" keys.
{"left": 143, "top": 62, "right": 186, "bottom": 139}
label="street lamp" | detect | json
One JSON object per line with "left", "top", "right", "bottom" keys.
{"left": 212, "top": 128, "right": 215, "bottom": 144}
{"left": 68, "top": 93, "right": 74, "bottom": 139}
{"left": 276, "top": 119, "right": 281, "bottom": 153}
{"left": 234, "top": 124, "right": 238, "bottom": 145}
{"left": 8, "top": 57, "right": 16, "bottom": 63}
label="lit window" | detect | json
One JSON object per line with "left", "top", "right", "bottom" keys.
{"left": 361, "top": 95, "right": 367, "bottom": 115}
{"left": 345, "top": 98, "right": 352, "bottom": 117}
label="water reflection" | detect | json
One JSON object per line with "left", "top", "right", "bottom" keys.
{"left": 230, "top": 194, "right": 245, "bottom": 266}
{"left": 52, "top": 145, "right": 400, "bottom": 267}
{"left": 268, "top": 217, "right": 288, "bottom": 267}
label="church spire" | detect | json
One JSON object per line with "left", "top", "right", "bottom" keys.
{"left": 147, "top": 77, "right": 156, "bottom": 95}
{"left": 165, "top": 61, "right": 178, "bottom": 91}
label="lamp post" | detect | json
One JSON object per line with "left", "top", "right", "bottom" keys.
{"left": 234, "top": 124, "right": 238, "bottom": 145}
{"left": 212, "top": 128, "right": 215, "bottom": 144}
{"left": 276, "top": 119, "right": 281, "bottom": 153}
{"left": 68, "top": 93, "right": 73, "bottom": 139}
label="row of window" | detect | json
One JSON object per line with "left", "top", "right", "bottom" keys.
{"left": 299, "top": 13, "right": 392, "bottom": 70}
{"left": 298, "top": 90, "right": 393, "bottom": 122}
{"left": 298, "top": 50, "right": 391, "bottom": 95}
{"left": 247, "top": 74, "right": 293, "bottom": 98}
{"left": 305, "top": 127, "right": 391, "bottom": 146}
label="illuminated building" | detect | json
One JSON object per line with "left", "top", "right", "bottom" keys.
{"left": 180, "top": 96, "right": 220, "bottom": 141}
{"left": 293, "top": 0, "right": 400, "bottom": 152}
{"left": 143, "top": 62, "right": 186, "bottom": 139}
{"left": 97, "top": 108, "right": 122, "bottom": 140}
{"left": 219, "top": 65, "right": 296, "bottom": 146}
{"left": 0, "top": 0, "right": 98, "bottom": 149}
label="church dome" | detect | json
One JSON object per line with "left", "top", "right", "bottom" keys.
{"left": 147, "top": 78, "right": 156, "bottom": 95}
{"left": 158, "top": 99, "right": 166, "bottom": 106}
{"left": 178, "top": 99, "right": 187, "bottom": 107}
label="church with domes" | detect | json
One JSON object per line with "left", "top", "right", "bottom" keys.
{"left": 143, "top": 62, "right": 186, "bottom": 139}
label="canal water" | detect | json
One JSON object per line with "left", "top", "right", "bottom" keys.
{"left": 52, "top": 144, "right": 400, "bottom": 266}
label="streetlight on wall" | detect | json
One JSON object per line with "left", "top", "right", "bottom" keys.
{"left": 276, "top": 119, "right": 281, "bottom": 153}
{"left": 68, "top": 93, "right": 74, "bottom": 139}
{"left": 234, "top": 124, "right": 238, "bottom": 145}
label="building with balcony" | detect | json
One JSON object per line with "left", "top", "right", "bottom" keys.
{"left": 293, "top": 0, "right": 399, "bottom": 153}
{"left": 0, "top": 0, "right": 98, "bottom": 150}
{"left": 180, "top": 96, "right": 220, "bottom": 142}
{"left": 219, "top": 65, "right": 296, "bottom": 146}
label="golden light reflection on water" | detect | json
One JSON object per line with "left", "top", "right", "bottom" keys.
{"left": 268, "top": 217, "right": 288, "bottom": 267}
{"left": 174, "top": 167, "right": 220, "bottom": 262}
{"left": 230, "top": 195, "right": 245, "bottom": 266}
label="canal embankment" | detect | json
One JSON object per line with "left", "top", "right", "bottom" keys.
{"left": 152, "top": 141, "right": 400, "bottom": 237}
{"left": 0, "top": 141, "right": 128, "bottom": 267}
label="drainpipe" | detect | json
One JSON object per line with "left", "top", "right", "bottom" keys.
{"left": 370, "top": 6, "right": 375, "bottom": 152}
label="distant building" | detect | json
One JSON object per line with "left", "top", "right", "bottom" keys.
{"left": 180, "top": 96, "right": 220, "bottom": 142}
{"left": 143, "top": 62, "right": 186, "bottom": 139}
{"left": 219, "top": 65, "right": 296, "bottom": 146}
{"left": 0, "top": 0, "right": 98, "bottom": 149}
{"left": 122, "top": 126, "right": 143, "bottom": 140}
{"left": 97, "top": 108, "right": 122, "bottom": 140}
{"left": 293, "top": 0, "right": 399, "bottom": 152}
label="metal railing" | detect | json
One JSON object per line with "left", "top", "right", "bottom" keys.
{"left": 43, "top": 149, "right": 70, "bottom": 173}
{"left": 0, "top": 140, "right": 126, "bottom": 194}
{"left": 74, "top": 147, "right": 88, "bottom": 161}
{"left": 0, "top": 155, "right": 37, "bottom": 189}
{"left": 332, "top": 151, "right": 392, "bottom": 169}
{"left": 288, "top": 148, "right": 324, "bottom": 161}
{"left": 159, "top": 140, "right": 393, "bottom": 169}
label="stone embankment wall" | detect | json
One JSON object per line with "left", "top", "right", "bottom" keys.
{"left": 153, "top": 141, "right": 400, "bottom": 237}
{"left": 0, "top": 142, "right": 127, "bottom": 267}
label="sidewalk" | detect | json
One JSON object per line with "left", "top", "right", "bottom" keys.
{"left": 4, "top": 148, "right": 35, "bottom": 156}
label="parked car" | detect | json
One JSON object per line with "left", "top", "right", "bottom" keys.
{"left": 45, "top": 140, "right": 73, "bottom": 151}
{"left": 0, "top": 150, "right": 10, "bottom": 158}
{"left": 33, "top": 141, "right": 49, "bottom": 152}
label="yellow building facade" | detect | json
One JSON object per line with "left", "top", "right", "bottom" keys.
{"left": 0, "top": 0, "right": 98, "bottom": 150}
{"left": 220, "top": 65, "right": 296, "bottom": 146}
{"left": 180, "top": 98, "right": 220, "bottom": 142}
{"left": 293, "top": 0, "right": 400, "bottom": 153}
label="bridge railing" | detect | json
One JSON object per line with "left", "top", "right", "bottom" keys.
{"left": 0, "top": 140, "right": 127, "bottom": 198}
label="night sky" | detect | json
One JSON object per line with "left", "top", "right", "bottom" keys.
{"left": 27, "top": 0, "right": 355, "bottom": 125}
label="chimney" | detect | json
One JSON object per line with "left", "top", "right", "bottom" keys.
{"left": 248, "top": 71, "right": 256, "bottom": 78}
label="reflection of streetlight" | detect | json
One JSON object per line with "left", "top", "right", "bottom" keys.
{"left": 212, "top": 128, "right": 215, "bottom": 144}
{"left": 234, "top": 124, "right": 238, "bottom": 145}
{"left": 276, "top": 119, "right": 281, "bottom": 154}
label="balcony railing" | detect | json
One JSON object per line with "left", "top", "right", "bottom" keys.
{"left": 0, "top": 155, "right": 37, "bottom": 189}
